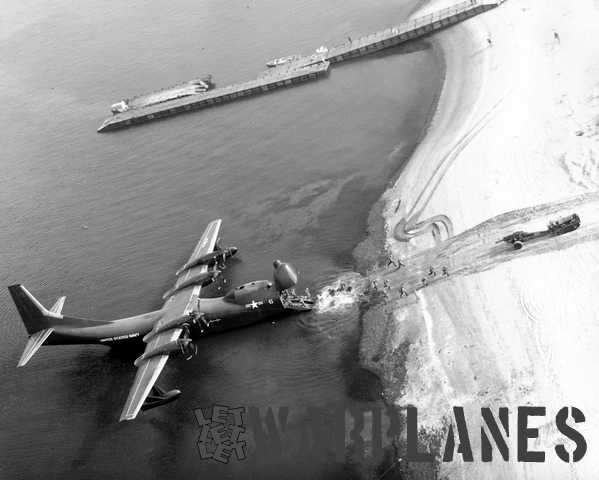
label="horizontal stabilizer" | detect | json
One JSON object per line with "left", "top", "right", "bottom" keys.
{"left": 18, "top": 328, "right": 54, "bottom": 367}
{"left": 50, "top": 296, "right": 66, "bottom": 314}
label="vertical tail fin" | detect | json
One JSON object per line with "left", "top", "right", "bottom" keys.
{"left": 8, "top": 285, "right": 67, "bottom": 367}
{"left": 8, "top": 284, "right": 61, "bottom": 335}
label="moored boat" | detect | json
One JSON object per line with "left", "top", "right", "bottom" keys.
{"left": 266, "top": 55, "right": 301, "bottom": 68}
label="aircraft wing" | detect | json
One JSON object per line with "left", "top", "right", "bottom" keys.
{"left": 119, "top": 219, "right": 222, "bottom": 421}
{"left": 119, "top": 328, "right": 180, "bottom": 421}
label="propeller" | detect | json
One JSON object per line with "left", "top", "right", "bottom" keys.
{"left": 180, "top": 324, "right": 198, "bottom": 360}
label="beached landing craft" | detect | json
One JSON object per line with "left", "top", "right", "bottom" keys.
{"left": 9, "top": 219, "right": 313, "bottom": 421}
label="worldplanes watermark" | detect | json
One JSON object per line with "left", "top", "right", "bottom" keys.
{"left": 193, "top": 404, "right": 587, "bottom": 464}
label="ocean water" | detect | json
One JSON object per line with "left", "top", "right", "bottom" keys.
{"left": 0, "top": 0, "right": 443, "bottom": 478}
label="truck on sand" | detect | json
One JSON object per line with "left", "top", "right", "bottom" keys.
{"left": 497, "top": 213, "right": 581, "bottom": 250}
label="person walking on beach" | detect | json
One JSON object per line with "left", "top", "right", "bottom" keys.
{"left": 383, "top": 279, "right": 390, "bottom": 290}
{"left": 399, "top": 284, "right": 408, "bottom": 297}
{"left": 388, "top": 257, "right": 405, "bottom": 270}
{"left": 387, "top": 257, "right": 403, "bottom": 269}
{"left": 421, "top": 277, "right": 428, "bottom": 288}
{"left": 428, "top": 266, "right": 436, "bottom": 277}
{"left": 442, "top": 266, "right": 449, "bottom": 277}
{"left": 486, "top": 37, "right": 493, "bottom": 47}
{"left": 553, "top": 30, "right": 560, "bottom": 43}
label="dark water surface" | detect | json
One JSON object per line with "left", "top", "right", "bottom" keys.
{"left": 0, "top": 0, "right": 442, "bottom": 478}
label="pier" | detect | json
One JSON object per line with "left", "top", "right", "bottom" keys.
{"left": 98, "top": 0, "right": 502, "bottom": 132}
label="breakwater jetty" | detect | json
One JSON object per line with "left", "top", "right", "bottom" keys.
{"left": 98, "top": 0, "right": 502, "bottom": 132}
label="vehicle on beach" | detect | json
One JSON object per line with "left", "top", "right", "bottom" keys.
{"left": 497, "top": 213, "right": 581, "bottom": 250}
{"left": 110, "top": 75, "right": 215, "bottom": 114}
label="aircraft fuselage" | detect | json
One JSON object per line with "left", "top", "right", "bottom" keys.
{"left": 43, "top": 280, "right": 309, "bottom": 346}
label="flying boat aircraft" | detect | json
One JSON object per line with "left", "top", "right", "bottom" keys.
{"left": 8, "top": 219, "right": 313, "bottom": 421}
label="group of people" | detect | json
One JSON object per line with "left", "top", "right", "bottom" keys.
{"left": 327, "top": 282, "right": 353, "bottom": 297}
{"left": 418, "top": 265, "right": 449, "bottom": 288}
{"left": 387, "top": 257, "right": 405, "bottom": 270}
{"left": 369, "top": 261, "right": 450, "bottom": 298}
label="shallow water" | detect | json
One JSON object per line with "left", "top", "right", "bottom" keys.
{"left": 0, "top": 0, "right": 443, "bottom": 477}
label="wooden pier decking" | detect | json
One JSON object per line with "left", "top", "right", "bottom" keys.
{"left": 325, "top": 0, "right": 500, "bottom": 63}
{"left": 98, "top": 61, "right": 330, "bottom": 132}
{"left": 98, "top": 0, "right": 502, "bottom": 132}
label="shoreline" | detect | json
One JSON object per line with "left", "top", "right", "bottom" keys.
{"left": 353, "top": 0, "right": 452, "bottom": 273}
{"left": 348, "top": 3, "right": 452, "bottom": 477}
{"left": 354, "top": 35, "right": 447, "bottom": 273}
{"left": 361, "top": 0, "right": 599, "bottom": 478}
{"left": 357, "top": 0, "right": 488, "bottom": 377}
{"left": 350, "top": 4, "right": 454, "bottom": 478}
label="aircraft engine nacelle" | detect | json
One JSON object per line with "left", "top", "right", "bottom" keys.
{"left": 134, "top": 338, "right": 195, "bottom": 367}
{"left": 162, "top": 270, "right": 221, "bottom": 300}
{"left": 143, "top": 312, "right": 197, "bottom": 342}
{"left": 273, "top": 259, "right": 298, "bottom": 291}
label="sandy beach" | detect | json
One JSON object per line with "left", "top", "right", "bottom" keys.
{"left": 362, "top": 0, "right": 599, "bottom": 477}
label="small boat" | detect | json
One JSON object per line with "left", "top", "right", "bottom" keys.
{"left": 266, "top": 55, "right": 300, "bottom": 68}
{"left": 110, "top": 100, "right": 130, "bottom": 114}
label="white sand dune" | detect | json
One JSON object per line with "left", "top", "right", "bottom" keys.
{"left": 367, "top": 0, "right": 599, "bottom": 477}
